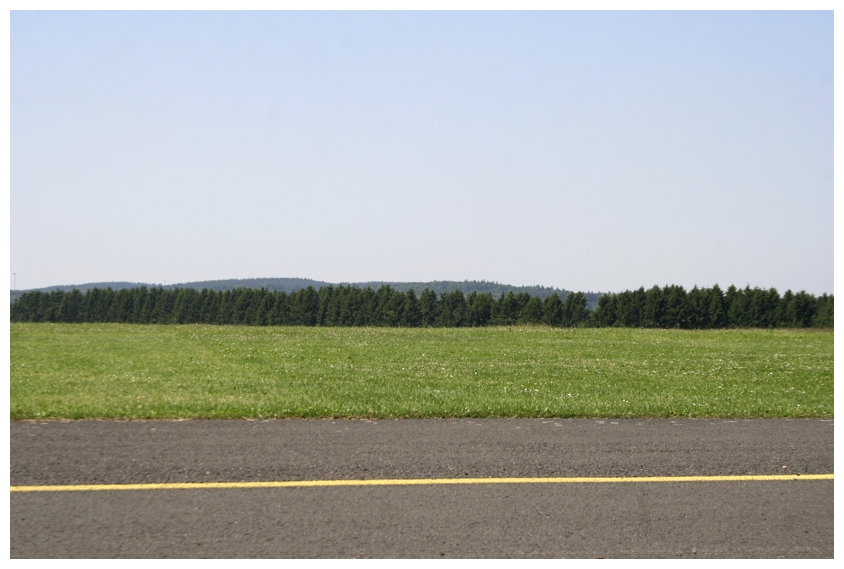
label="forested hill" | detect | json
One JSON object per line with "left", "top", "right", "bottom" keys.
{"left": 164, "top": 278, "right": 333, "bottom": 294}
{"left": 347, "top": 281, "right": 591, "bottom": 303}
{"left": 10, "top": 282, "right": 149, "bottom": 305}
{"left": 11, "top": 278, "right": 597, "bottom": 307}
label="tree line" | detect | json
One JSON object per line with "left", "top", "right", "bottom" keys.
{"left": 591, "top": 284, "right": 832, "bottom": 329}
{"left": 9, "top": 284, "right": 833, "bottom": 329}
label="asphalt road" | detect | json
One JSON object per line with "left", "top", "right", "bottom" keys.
{"left": 10, "top": 418, "right": 834, "bottom": 558}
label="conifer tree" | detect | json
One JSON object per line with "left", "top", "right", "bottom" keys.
{"left": 420, "top": 288, "right": 438, "bottom": 327}
{"left": 561, "top": 292, "right": 589, "bottom": 327}
{"left": 269, "top": 292, "right": 289, "bottom": 325}
{"left": 813, "top": 294, "right": 834, "bottom": 328}
{"left": 449, "top": 290, "right": 467, "bottom": 327}
{"left": 792, "top": 291, "right": 816, "bottom": 328}
{"left": 521, "top": 296, "right": 544, "bottom": 324}
{"left": 299, "top": 286, "right": 320, "bottom": 326}
{"left": 542, "top": 292, "right": 563, "bottom": 326}
{"left": 642, "top": 286, "right": 664, "bottom": 328}
{"left": 725, "top": 285, "right": 743, "bottom": 327}
{"left": 402, "top": 289, "right": 421, "bottom": 327}
{"left": 466, "top": 291, "right": 493, "bottom": 327}
{"left": 498, "top": 292, "right": 519, "bottom": 325}
{"left": 686, "top": 286, "right": 705, "bottom": 329}
{"left": 707, "top": 284, "right": 726, "bottom": 328}
{"left": 590, "top": 294, "right": 616, "bottom": 327}
{"left": 663, "top": 285, "right": 687, "bottom": 328}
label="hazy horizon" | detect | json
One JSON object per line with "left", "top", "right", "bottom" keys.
{"left": 8, "top": 274, "right": 830, "bottom": 298}
{"left": 11, "top": 11, "right": 833, "bottom": 295}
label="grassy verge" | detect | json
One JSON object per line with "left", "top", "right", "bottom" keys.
{"left": 10, "top": 323, "right": 833, "bottom": 419}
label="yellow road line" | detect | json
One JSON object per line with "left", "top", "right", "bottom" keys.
{"left": 10, "top": 473, "right": 833, "bottom": 493}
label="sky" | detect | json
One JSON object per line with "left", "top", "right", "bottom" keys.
{"left": 9, "top": 10, "right": 834, "bottom": 294}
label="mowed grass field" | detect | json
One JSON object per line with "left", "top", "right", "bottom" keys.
{"left": 10, "top": 323, "right": 833, "bottom": 419}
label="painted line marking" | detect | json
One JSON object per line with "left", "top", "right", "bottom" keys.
{"left": 10, "top": 474, "right": 833, "bottom": 493}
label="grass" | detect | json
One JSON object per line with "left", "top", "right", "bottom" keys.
{"left": 10, "top": 323, "right": 833, "bottom": 420}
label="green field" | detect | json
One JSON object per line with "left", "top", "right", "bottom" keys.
{"left": 10, "top": 323, "right": 833, "bottom": 419}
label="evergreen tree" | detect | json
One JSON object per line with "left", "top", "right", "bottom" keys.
{"left": 269, "top": 292, "right": 289, "bottom": 325}
{"left": 106, "top": 289, "right": 129, "bottom": 323}
{"left": 466, "top": 292, "right": 493, "bottom": 327}
{"left": 401, "top": 289, "right": 421, "bottom": 327}
{"left": 591, "top": 294, "right": 617, "bottom": 327}
{"left": 498, "top": 292, "right": 520, "bottom": 325}
{"left": 298, "top": 286, "right": 320, "bottom": 326}
{"left": 686, "top": 286, "right": 705, "bottom": 329}
{"left": 352, "top": 287, "right": 377, "bottom": 326}
{"left": 813, "top": 294, "right": 834, "bottom": 328}
{"left": 707, "top": 285, "right": 726, "bottom": 329}
{"left": 244, "top": 289, "right": 266, "bottom": 325}
{"left": 725, "top": 285, "right": 744, "bottom": 327}
{"left": 130, "top": 287, "right": 147, "bottom": 323}
{"left": 171, "top": 289, "right": 192, "bottom": 324}
{"left": 231, "top": 289, "right": 250, "bottom": 325}
{"left": 663, "top": 285, "right": 687, "bottom": 328}
{"left": 420, "top": 288, "right": 438, "bottom": 327}
{"left": 436, "top": 290, "right": 462, "bottom": 327}
{"left": 792, "top": 291, "right": 816, "bottom": 328}
{"left": 642, "top": 286, "right": 664, "bottom": 328}
{"left": 206, "top": 290, "right": 221, "bottom": 324}
{"left": 561, "top": 292, "right": 589, "bottom": 327}
{"left": 543, "top": 292, "right": 564, "bottom": 327}
{"left": 520, "top": 296, "right": 544, "bottom": 324}
{"left": 449, "top": 290, "right": 467, "bottom": 327}
{"left": 57, "top": 289, "right": 84, "bottom": 323}
{"left": 611, "top": 291, "right": 635, "bottom": 327}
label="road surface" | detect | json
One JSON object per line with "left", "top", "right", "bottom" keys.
{"left": 10, "top": 418, "right": 834, "bottom": 558}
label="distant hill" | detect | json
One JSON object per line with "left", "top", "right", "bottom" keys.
{"left": 10, "top": 281, "right": 150, "bottom": 305}
{"left": 10, "top": 278, "right": 601, "bottom": 308}
{"left": 348, "top": 280, "right": 592, "bottom": 302}
{"left": 164, "top": 277, "right": 333, "bottom": 293}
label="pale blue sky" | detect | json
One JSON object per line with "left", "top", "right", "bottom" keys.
{"left": 10, "top": 11, "right": 833, "bottom": 294}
